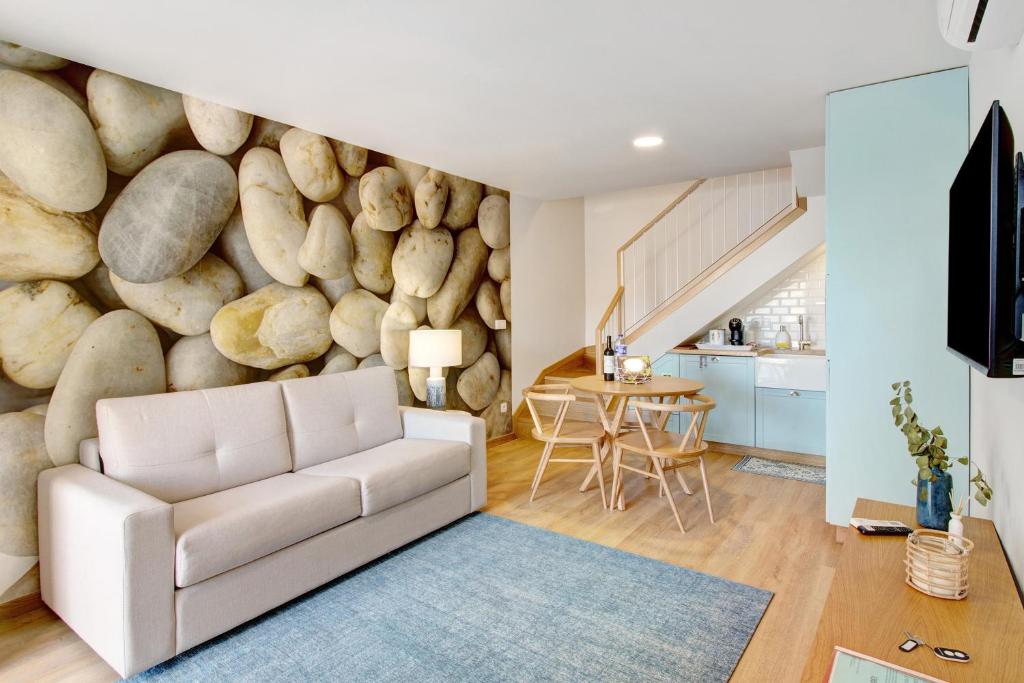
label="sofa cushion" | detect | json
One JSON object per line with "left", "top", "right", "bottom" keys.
{"left": 297, "top": 438, "right": 470, "bottom": 515}
{"left": 97, "top": 382, "right": 291, "bottom": 503}
{"left": 172, "top": 473, "right": 361, "bottom": 587}
{"left": 280, "top": 366, "right": 403, "bottom": 470}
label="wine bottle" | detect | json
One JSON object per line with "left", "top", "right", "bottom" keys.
{"left": 603, "top": 335, "right": 615, "bottom": 381}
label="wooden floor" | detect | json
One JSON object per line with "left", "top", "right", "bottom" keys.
{"left": 0, "top": 438, "right": 840, "bottom": 682}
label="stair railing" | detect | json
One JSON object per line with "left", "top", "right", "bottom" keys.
{"left": 594, "top": 167, "right": 798, "bottom": 373}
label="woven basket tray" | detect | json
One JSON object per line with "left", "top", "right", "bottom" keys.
{"left": 904, "top": 529, "right": 973, "bottom": 600}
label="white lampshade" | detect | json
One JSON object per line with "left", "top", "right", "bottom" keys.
{"left": 408, "top": 329, "right": 462, "bottom": 368}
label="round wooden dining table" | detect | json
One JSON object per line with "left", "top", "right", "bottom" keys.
{"left": 569, "top": 374, "right": 704, "bottom": 509}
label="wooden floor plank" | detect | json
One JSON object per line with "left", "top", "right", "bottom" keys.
{"left": 0, "top": 437, "right": 839, "bottom": 682}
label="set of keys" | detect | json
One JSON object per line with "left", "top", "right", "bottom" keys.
{"left": 900, "top": 631, "right": 971, "bottom": 663}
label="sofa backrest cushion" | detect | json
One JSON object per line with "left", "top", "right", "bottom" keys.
{"left": 96, "top": 382, "right": 291, "bottom": 503}
{"left": 279, "top": 366, "right": 403, "bottom": 470}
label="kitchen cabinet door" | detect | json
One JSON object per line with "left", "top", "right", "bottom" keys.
{"left": 694, "top": 355, "right": 755, "bottom": 447}
{"left": 756, "top": 388, "right": 826, "bottom": 455}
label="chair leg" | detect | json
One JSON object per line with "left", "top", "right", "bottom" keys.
{"left": 530, "top": 441, "right": 554, "bottom": 502}
{"left": 698, "top": 455, "right": 715, "bottom": 524}
{"left": 611, "top": 444, "right": 625, "bottom": 511}
{"left": 591, "top": 442, "right": 607, "bottom": 508}
{"left": 651, "top": 456, "right": 686, "bottom": 535}
{"left": 675, "top": 469, "right": 694, "bottom": 495}
{"left": 578, "top": 441, "right": 609, "bottom": 492}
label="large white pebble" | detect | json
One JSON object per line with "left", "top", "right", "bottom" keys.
{"left": 238, "top": 147, "right": 308, "bottom": 287}
{"left": 329, "top": 289, "right": 389, "bottom": 358}
{"left": 210, "top": 283, "right": 331, "bottom": 370}
{"left": 165, "top": 333, "right": 252, "bottom": 392}
{"left": 44, "top": 310, "right": 166, "bottom": 466}
{"left": 391, "top": 287, "right": 427, "bottom": 325}
{"left": 0, "top": 41, "right": 67, "bottom": 70}
{"left": 394, "top": 369, "right": 414, "bottom": 406}
{"left": 351, "top": 213, "right": 396, "bottom": 294}
{"left": 358, "top": 167, "right": 413, "bottom": 232}
{"left": 452, "top": 307, "right": 488, "bottom": 369}
{"left": 389, "top": 157, "right": 428, "bottom": 195}
{"left": 80, "top": 264, "right": 126, "bottom": 310}
{"left": 87, "top": 70, "right": 187, "bottom": 176}
{"left": 485, "top": 185, "right": 510, "bottom": 200}
{"left": 268, "top": 364, "right": 310, "bottom": 382}
{"left": 480, "top": 369, "right": 512, "bottom": 438}
{"left": 0, "top": 176, "right": 99, "bottom": 282}
{"left": 0, "top": 70, "right": 106, "bottom": 212}
{"left": 500, "top": 279, "right": 511, "bottom": 321}
{"left": 442, "top": 175, "right": 482, "bottom": 230}
{"left": 216, "top": 208, "right": 274, "bottom": 293}
{"left": 488, "top": 247, "right": 510, "bottom": 282}
{"left": 280, "top": 128, "right": 343, "bottom": 202}
{"left": 329, "top": 139, "right": 367, "bottom": 177}
{"left": 392, "top": 222, "right": 454, "bottom": 298}
{"left": 110, "top": 253, "right": 243, "bottom": 335}
{"left": 427, "top": 228, "right": 489, "bottom": 329}
{"left": 475, "top": 279, "right": 504, "bottom": 329}
{"left": 478, "top": 195, "right": 510, "bottom": 248}
{"left": 248, "top": 118, "right": 290, "bottom": 151}
{"left": 457, "top": 351, "right": 500, "bottom": 411}
{"left": 99, "top": 150, "right": 237, "bottom": 283}
{"left": 314, "top": 273, "right": 358, "bottom": 307}
{"left": 0, "top": 412, "right": 52, "bottom": 557}
{"left": 0, "top": 281, "right": 99, "bottom": 389}
{"left": 337, "top": 172, "right": 363, "bottom": 220}
{"left": 298, "top": 204, "right": 352, "bottom": 279}
{"left": 320, "top": 345, "right": 357, "bottom": 375}
{"left": 182, "top": 95, "right": 254, "bottom": 155}
{"left": 357, "top": 353, "right": 386, "bottom": 369}
{"left": 380, "top": 301, "right": 418, "bottom": 369}
{"left": 495, "top": 326, "right": 511, "bottom": 369}
{"left": 0, "top": 63, "right": 86, "bottom": 111}
{"left": 414, "top": 169, "right": 448, "bottom": 229}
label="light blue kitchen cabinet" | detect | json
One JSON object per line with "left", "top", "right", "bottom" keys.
{"left": 755, "top": 388, "right": 826, "bottom": 455}
{"left": 651, "top": 354, "right": 679, "bottom": 378}
{"left": 680, "top": 355, "right": 756, "bottom": 447}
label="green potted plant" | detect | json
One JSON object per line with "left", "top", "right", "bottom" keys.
{"left": 890, "top": 380, "right": 992, "bottom": 530}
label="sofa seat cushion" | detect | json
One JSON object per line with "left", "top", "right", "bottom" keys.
{"left": 298, "top": 438, "right": 470, "bottom": 516}
{"left": 173, "top": 473, "right": 361, "bottom": 588}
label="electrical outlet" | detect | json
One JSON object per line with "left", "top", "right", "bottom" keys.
{"left": 495, "top": 319, "right": 507, "bottom": 330}
{"left": 500, "top": 401, "right": 508, "bottom": 413}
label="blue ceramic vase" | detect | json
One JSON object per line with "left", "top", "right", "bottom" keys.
{"left": 916, "top": 466, "right": 952, "bottom": 530}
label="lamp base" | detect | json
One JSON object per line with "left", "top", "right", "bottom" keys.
{"left": 425, "top": 376, "right": 447, "bottom": 410}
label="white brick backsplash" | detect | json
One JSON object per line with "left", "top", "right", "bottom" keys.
{"left": 707, "top": 251, "right": 827, "bottom": 349}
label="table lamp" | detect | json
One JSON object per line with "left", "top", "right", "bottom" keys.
{"left": 408, "top": 329, "right": 462, "bottom": 409}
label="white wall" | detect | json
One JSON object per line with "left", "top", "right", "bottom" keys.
{"left": 582, "top": 181, "right": 693, "bottom": 338}
{"left": 968, "top": 42, "right": 1024, "bottom": 581}
{"left": 510, "top": 195, "right": 587, "bottom": 404}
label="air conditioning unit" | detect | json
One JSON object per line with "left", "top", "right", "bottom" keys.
{"left": 937, "top": 0, "right": 1024, "bottom": 51}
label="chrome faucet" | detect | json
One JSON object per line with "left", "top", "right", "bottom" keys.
{"left": 797, "top": 315, "right": 812, "bottom": 350}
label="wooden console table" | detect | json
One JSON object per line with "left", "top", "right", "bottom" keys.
{"left": 801, "top": 498, "right": 1024, "bottom": 682}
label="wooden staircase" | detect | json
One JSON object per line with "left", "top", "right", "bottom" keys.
{"left": 514, "top": 166, "right": 808, "bottom": 440}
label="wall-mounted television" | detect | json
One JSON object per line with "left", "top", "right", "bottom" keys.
{"left": 947, "top": 101, "right": 1024, "bottom": 378}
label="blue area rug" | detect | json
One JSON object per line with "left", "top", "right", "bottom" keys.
{"left": 733, "top": 455, "right": 825, "bottom": 485}
{"left": 130, "top": 513, "right": 771, "bottom": 682}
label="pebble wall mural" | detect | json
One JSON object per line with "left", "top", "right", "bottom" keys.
{"left": 0, "top": 40, "right": 512, "bottom": 604}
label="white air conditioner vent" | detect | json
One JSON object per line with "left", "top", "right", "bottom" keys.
{"left": 937, "top": 0, "right": 1024, "bottom": 51}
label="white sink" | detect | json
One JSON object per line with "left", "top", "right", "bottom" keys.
{"left": 756, "top": 354, "right": 827, "bottom": 391}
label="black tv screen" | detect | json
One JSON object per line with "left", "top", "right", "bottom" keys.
{"left": 947, "top": 101, "right": 1021, "bottom": 377}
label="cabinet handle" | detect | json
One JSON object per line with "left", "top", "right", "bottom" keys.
{"left": 788, "top": 390, "right": 800, "bottom": 397}
{"left": 711, "top": 356, "right": 720, "bottom": 363}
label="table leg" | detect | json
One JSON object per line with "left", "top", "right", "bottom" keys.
{"left": 579, "top": 394, "right": 621, "bottom": 498}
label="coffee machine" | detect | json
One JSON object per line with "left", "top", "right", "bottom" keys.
{"left": 728, "top": 318, "right": 744, "bottom": 345}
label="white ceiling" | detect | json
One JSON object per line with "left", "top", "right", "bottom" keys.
{"left": 0, "top": 1, "right": 967, "bottom": 199}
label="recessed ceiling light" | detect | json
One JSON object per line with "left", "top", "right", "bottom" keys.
{"left": 633, "top": 136, "right": 663, "bottom": 148}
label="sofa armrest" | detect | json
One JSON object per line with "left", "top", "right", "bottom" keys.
{"left": 78, "top": 437, "right": 102, "bottom": 471}
{"left": 399, "top": 407, "right": 487, "bottom": 510}
{"left": 38, "top": 464, "right": 175, "bottom": 677}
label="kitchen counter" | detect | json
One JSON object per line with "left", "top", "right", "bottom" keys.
{"left": 669, "top": 346, "right": 825, "bottom": 358}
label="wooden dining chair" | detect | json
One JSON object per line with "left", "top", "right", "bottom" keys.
{"left": 522, "top": 384, "right": 608, "bottom": 507}
{"left": 610, "top": 394, "right": 716, "bottom": 534}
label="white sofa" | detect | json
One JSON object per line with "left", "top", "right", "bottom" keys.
{"left": 37, "top": 366, "right": 486, "bottom": 678}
